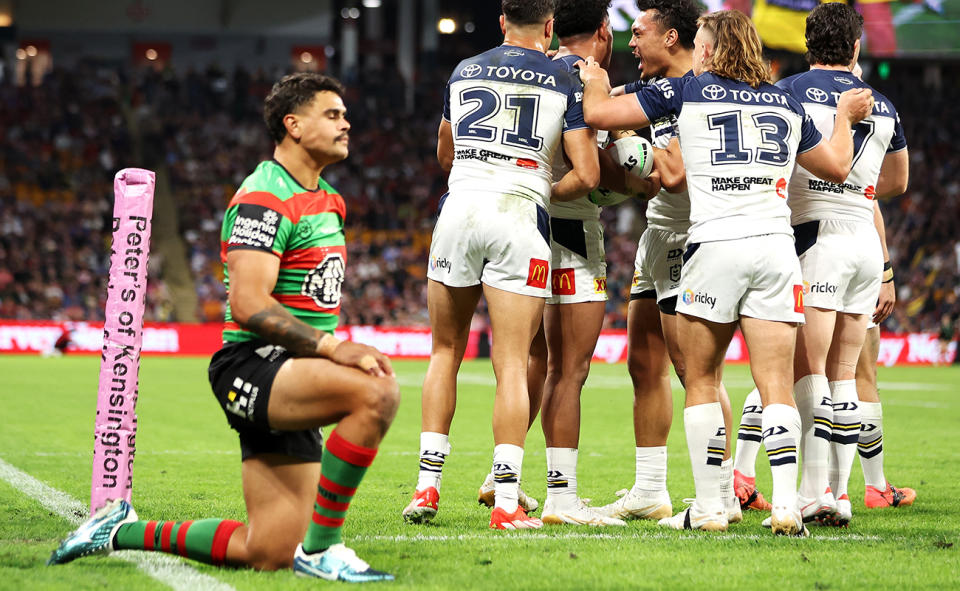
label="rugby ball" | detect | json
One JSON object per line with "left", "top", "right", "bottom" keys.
{"left": 613, "top": 136, "right": 655, "bottom": 178}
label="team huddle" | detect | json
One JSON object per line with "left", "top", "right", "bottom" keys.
{"left": 47, "top": 0, "right": 915, "bottom": 584}
{"left": 404, "top": 0, "right": 914, "bottom": 537}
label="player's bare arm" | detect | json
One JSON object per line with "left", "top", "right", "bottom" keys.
{"left": 873, "top": 201, "right": 896, "bottom": 324}
{"left": 437, "top": 119, "right": 454, "bottom": 172}
{"left": 652, "top": 137, "right": 685, "bottom": 193}
{"left": 229, "top": 249, "right": 392, "bottom": 376}
{"left": 796, "top": 88, "right": 873, "bottom": 183}
{"left": 553, "top": 127, "right": 600, "bottom": 202}
{"left": 875, "top": 149, "right": 909, "bottom": 199}
{"left": 577, "top": 57, "right": 650, "bottom": 131}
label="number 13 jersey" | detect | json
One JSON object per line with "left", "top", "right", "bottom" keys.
{"left": 443, "top": 44, "right": 588, "bottom": 210}
{"left": 633, "top": 72, "right": 822, "bottom": 243}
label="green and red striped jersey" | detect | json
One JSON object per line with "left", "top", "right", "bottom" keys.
{"left": 220, "top": 160, "right": 346, "bottom": 343}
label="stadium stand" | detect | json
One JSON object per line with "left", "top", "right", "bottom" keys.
{"left": 0, "top": 61, "right": 957, "bottom": 333}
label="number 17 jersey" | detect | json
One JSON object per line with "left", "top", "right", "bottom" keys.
{"left": 443, "top": 44, "right": 588, "bottom": 209}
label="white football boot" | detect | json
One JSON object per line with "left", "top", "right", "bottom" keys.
{"left": 541, "top": 497, "right": 627, "bottom": 527}
{"left": 595, "top": 488, "right": 673, "bottom": 521}
{"left": 478, "top": 473, "right": 539, "bottom": 514}
{"left": 658, "top": 499, "right": 727, "bottom": 532}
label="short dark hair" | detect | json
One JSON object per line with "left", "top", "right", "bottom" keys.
{"left": 635, "top": 0, "right": 701, "bottom": 50}
{"left": 502, "top": 0, "right": 555, "bottom": 26}
{"left": 554, "top": 0, "right": 610, "bottom": 38}
{"left": 263, "top": 73, "right": 345, "bottom": 144}
{"left": 805, "top": 3, "right": 863, "bottom": 66}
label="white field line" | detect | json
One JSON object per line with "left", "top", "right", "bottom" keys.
{"left": 0, "top": 456, "right": 236, "bottom": 591}
{"left": 352, "top": 531, "right": 884, "bottom": 543}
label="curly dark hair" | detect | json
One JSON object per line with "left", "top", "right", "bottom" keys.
{"left": 805, "top": 2, "right": 863, "bottom": 66}
{"left": 502, "top": 0, "right": 555, "bottom": 26}
{"left": 263, "top": 73, "right": 345, "bottom": 144}
{"left": 554, "top": 0, "right": 610, "bottom": 38}
{"left": 635, "top": 0, "right": 702, "bottom": 50}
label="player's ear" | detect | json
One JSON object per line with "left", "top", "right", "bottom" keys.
{"left": 499, "top": 15, "right": 506, "bottom": 35}
{"left": 545, "top": 18, "right": 554, "bottom": 42}
{"left": 283, "top": 113, "right": 301, "bottom": 141}
{"left": 664, "top": 28, "right": 678, "bottom": 49}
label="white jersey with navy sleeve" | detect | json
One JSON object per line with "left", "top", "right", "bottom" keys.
{"left": 778, "top": 68, "right": 907, "bottom": 225}
{"left": 625, "top": 74, "right": 693, "bottom": 234}
{"left": 549, "top": 54, "right": 600, "bottom": 221}
{"left": 635, "top": 73, "right": 823, "bottom": 243}
{"left": 443, "top": 45, "right": 588, "bottom": 210}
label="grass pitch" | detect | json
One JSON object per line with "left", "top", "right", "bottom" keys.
{"left": 1, "top": 355, "right": 957, "bottom": 590}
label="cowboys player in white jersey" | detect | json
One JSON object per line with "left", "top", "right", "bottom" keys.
{"left": 532, "top": 0, "right": 660, "bottom": 528}
{"left": 591, "top": 0, "right": 744, "bottom": 525}
{"left": 578, "top": 10, "right": 873, "bottom": 534}
{"left": 402, "top": 0, "right": 601, "bottom": 531}
{"left": 776, "top": 2, "right": 908, "bottom": 527}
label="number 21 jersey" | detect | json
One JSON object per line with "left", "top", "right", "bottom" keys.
{"left": 443, "top": 45, "right": 588, "bottom": 210}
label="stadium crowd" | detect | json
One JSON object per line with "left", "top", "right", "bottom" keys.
{"left": 0, "top": 59, "right": 957, "bottom": 332}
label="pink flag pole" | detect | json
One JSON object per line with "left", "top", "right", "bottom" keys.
{"left": 90, "top": 168, "right": 155, "bottom": 515}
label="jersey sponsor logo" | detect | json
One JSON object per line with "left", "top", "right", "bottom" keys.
{"left": 834, "top": 76, "right": 854, "bottom": 85}
{"left": 481, "top": 65, "right": 557, "bottom": 87}
{"left": 805, "top": 281, "right": 837, "bottom": 295}
{"left": 807, "top": 178, "right": 864, "bottom": 195}
{"left": 776, "top": 177, "right": 787, "bottom": 199}
{"left": 632, "top": 271, "right": 642, "bottom": 288}
{"left": 794, "top": 284, "right": 805, "bottom": 313}
{"left": 430, "top": 256, "right": 451, "bottom": 274}
{"left": 865, "top": 185, "right": 876, "bottom": 200}
{"left": 805, "top": 87, "right": 829, "bottom": 103}
{"left": 504, "top": 48, "right": 524, "bottom": 57}
{"left": 516, "top": 158, "right": 539, "bottom": 170}
{"left": 527, "top": 258, "right": 549, "bottom": 289}
{"left": 229, "top": 204, "right": 280, "bottom": 250}
{"left": 226, "top": 377, "right": 258, "bottom": 420}
{"left": 683, "top": 289, "right": 717, "bottom": 310}
{"left": 702, "top": 84, "right": 727, "bottom": 101}
{"left": 552, "top": 268, "right": 576, "bottom": 295}
{"left": 683, "top": 289, "right": 716, "bottom": 309}
{"left": 461, "top": 64, "right": 482, "bottom": 78}
{"left": 710, "top": 176, "right": 775, "bottom": 192}
{"left": 302, "top": 252, "right": 345, "bottom": 308}
{"left": 594, "top": 277, "right": 607, "bottom": 294}
{"left": 729, "top": 89, "right": 788, "bottom": 106}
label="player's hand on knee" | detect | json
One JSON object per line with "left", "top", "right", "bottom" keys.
{"left": 331, "top": 341, "right": 395, "bottom": 377}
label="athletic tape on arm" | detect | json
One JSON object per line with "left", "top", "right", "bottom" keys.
{"left": 90, "top": 168, "right": 155, "bottom": 515}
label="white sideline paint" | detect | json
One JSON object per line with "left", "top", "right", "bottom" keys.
{"left": 354, "top": 531, "right": 884, "bottom": 543}
{"left": 0, "top": 457, "right": 236, "bottom": 591}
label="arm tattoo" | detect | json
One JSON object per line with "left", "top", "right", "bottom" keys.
{"left": 244, "top": 303, "right": 321, "bottom": 357}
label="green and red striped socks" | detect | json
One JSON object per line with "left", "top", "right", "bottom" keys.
{"left": 302, "top": 428, "right": 378, "bottom": 553}
{"left": 113, "top": 518, "right": 243, "bottom": 565}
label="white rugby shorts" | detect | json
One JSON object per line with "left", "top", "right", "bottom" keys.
{"left": 676, "top": 233, "right": 805, "bottom": 324}
{"left": 427, "top": 192, "right": 552, "bottom": 298}
{"left": 630, "top": 228, "right": 687, "bottom": 304}
{"left": 794, "top": 219, "right": 882, "bottom": 315}
{"left": 547, "top": 218, "right": 607, "bottom": 305}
